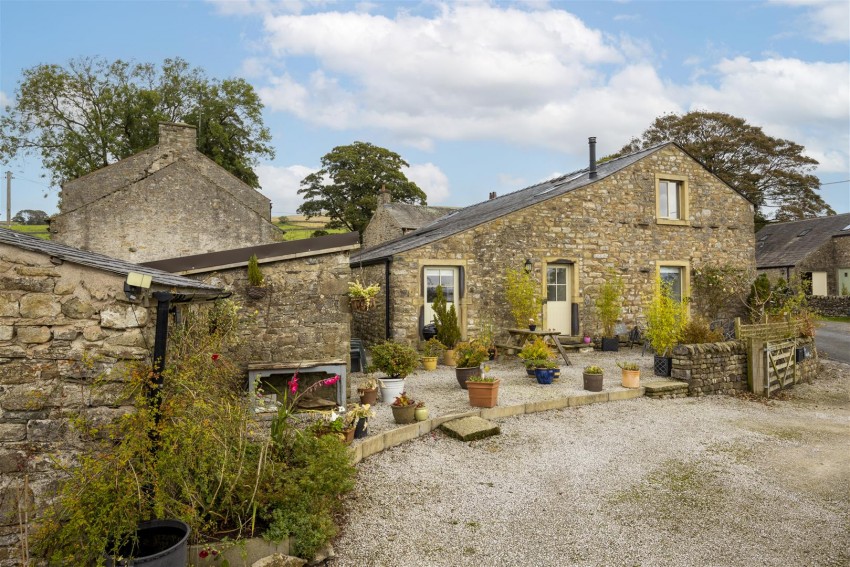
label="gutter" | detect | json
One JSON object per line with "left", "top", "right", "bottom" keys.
{"left": 384, "top": 258, "right": 392, "bottom": 340}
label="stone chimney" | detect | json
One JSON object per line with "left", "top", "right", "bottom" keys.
{"left": 489, "top": 192, "right": 497, "bottom": 200}
{"left": 158, "top": 122, "right": 198, "bottom": 154}
{"left": 378, "top": 185, "right": 392, "bottom": 206}
{"left": 588, "top": 137, "right": 597, "bottom": 179}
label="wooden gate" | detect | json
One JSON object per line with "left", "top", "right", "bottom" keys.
{"left": 737, "top": 318, "right": 804, "bottom": 397}
{"left": 762, "top": 339, "right": 798, "bottom": 397}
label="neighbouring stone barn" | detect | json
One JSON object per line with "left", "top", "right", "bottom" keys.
{"left": 50, "top": 122, "right": 283, "bottom": 264}
{"left": 352, "top": 139, "right": 756, "bottom": 347}
{"left": 0, "top": 228, "right": 227, "bottom": 565}
{"left": 144, "top": 232, "right": 360, "bottom": 399}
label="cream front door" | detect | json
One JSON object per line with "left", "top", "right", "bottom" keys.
{"left": 545, "top": 264, "right": 571, "bottom": 334}
{"left": 812, "top": 271, "right": 828, "bottom": 296}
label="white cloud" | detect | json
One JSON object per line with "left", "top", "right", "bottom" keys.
{"left": 404, "top": 162, "right": 450, "bottom": 204}
{"left": 256, "top": 163, "right": 316, "bottom": 214}
{"left": 685, "top": 57, "right": 850, "bottom": 172}
{"left": 0, "top": 91, "right": 10, "bottom": 109}
{"left": 772, "top": 0, "right": 850, "bottom": 42}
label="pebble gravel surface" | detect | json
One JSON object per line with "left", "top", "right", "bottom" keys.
{"left": 331, "top": 355, "right": 850, "bottom": 567}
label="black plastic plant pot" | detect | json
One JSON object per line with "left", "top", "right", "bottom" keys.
{"left": 105, "top": 519, "right": 190, "bottom": 567}
{"left": 601, "top": 337, "right": 619, "bottom": 352}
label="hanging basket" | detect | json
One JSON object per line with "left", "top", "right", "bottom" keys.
{"left": 246, "top": 285, "right": 269, "bottom": 300}
{"left": 350, "top": 297, "right": 374, "bottom": 312}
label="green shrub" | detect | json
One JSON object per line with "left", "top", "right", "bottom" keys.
{"left": 370, "top": 340, "right": 420, "bottom": 378}
{"left": 681, "top": 317, "right": 724, "bottom": 344}
{"left": 454, "top": 340, "right": 489, "bottom": 368}
{"left": 247, "top": 254, "right": 264, "bottom": 286}
{"left": 518, "top": 337, "right": 553, "bottom": 366}
{"left": 595, "top": 270, "right": 623, "bottom": 337}
{"left": 505, "top": 266, "right": 542, "bottom": 327}
{"left": 432, "top": 285, "right": 461, "bottom": 349}
{"left": 644, "top": 277, "right": 688, "bottom": 356}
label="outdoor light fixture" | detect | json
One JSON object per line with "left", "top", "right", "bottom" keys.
{"left": 524, "top": 258, "right": 533, "bottom": 274}
{"left": 124, "top": 271, "right": 152, "bottom": 303}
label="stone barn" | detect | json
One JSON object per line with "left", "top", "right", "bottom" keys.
{"left": 50, "top": 122, "right": 283, "bottom": 263}
{"left": 351, "top": 139, "right": 756, "bottom": 346}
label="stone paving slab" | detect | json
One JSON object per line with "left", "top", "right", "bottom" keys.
{"left": 439, "top": 416, "right": 501, "bottom": 441}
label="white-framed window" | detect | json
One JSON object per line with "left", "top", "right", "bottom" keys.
{"left": 660, "top": 265, "right": 684, "bottom": 302}
{"left": 655, "top": 174, "right": 689, "bottom": 224}
{"left": 423, "top": 267, "right": 458, "bottom": 324}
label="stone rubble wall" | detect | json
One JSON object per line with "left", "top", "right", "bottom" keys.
{"left": 0, "top": 243, "right": 157, "bottom": 565}
{"left": 671, "top": 336, "right": 818, "bottom": 396}
{"left": 808, "top": 296, "right": 850, "bottom": 317}
{"left": 350, "top": 264, "right": 387, "bottom": 346}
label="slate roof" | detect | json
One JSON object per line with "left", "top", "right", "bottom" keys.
{"left": 382, "top": 203, "right": 459, "bottom": 230}
{"left": 352, "top": 142, "right": 699, "bottom": 264}
{"left": 142, "top": 232, "right": 360, "bottom": 275}
{"left": 0, "top": 227, "right": 223, "bottom": 293}
{"left": 755, "top": 213, "right": 850, "bottom": 268}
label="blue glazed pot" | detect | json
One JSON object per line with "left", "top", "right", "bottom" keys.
{"left": 534, "top": 368, "right": 555, "bottom": 384}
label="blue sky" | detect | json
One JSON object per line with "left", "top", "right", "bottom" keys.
{"left": 1, "top": 0, "right": 848, "bottom": 218}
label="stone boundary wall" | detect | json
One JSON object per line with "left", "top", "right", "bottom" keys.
{"left": 672, "top": 336, "right": 818, "bottom": 396}
{"left": 808, "top": 296, "right": 850, "bottom": 317}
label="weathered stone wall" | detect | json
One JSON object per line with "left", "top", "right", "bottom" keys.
{"left": 0, "top": 243, "right": 157, "bottom": 565}
{"left": 194, "top": 252, "right": 352, "bottom": 366}
{"left": 672, "top": 341, "right": 748, "bottom": 396}
{"left": 808, "top": 296, "right": 850, "bottom": 317}
{"left": 52, "top": 123, "right": 282, "bottom": 263}
{"left": 671, "top": 336, "right": 818, "bottom": 396}
{"left": 362, "top": 208, "right": 402, "bottom": 249}
{"left": 378, "top": 145, "right": 756, "bottom": 347}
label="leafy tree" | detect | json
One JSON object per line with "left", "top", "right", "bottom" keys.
{"left": 12, "top": 209, "right": 49, "bottom": 225}
{"left": 615, "top": 111, "right": 834, "bottom": 224}
{"left": 0, "top": 57, "right": 273, "bottom": 189}
{"left": 297, "top": 142, "right": 426, "bottom": 236}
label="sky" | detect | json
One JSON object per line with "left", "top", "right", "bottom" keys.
{"left": 1, "top": 0, "right": 848, "bottom": 219}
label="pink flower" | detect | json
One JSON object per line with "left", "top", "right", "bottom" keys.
{"left": 211, "top": 353, "right": 220, "bottom": 361}
{"left": 322, "top": 374, "right": 341, "bottom": 387}
{"left": 288, "top": 372, "right": 299, "bottom": 395}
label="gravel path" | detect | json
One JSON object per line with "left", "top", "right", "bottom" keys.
{"left": 331, "top": 357, "right": 850, "bottom": 567}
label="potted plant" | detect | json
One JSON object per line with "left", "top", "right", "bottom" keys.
{"left": 518, "top": 337, "right": 553, "bottom": 377}
{"left": 595, "top": 270, "right": 624, "bottom": 351}
{"left": 505, "top": 266, "right": 542, "bottom": 330}
{"left": 644, "top": 277, "right": 688, "bottom": 376}
{"left": 347, "top": 403, "right": 374, "bottom": 439}
{"left": 432, "top": 285, "right": 461, "bottom": 365}
{"left": 414, "top": 401, "right": 429, "bottom": 421}
{"left": 369, "top": 340, "right": 420, "bottom": 402}
{"left": 348, "top": 279, "right": 380, "bottom": 312}
{"left": 454, "top": 340, "right": 489, "bottom": 389}
{"left": 533, "top": 359, "right": 558, "bottom": 384}
{"left": 246, "top": 253, "right": 268, "bottom": 299}
{"left": 617, "top": 361, "right": 640, "bottom": 388}
{"left": 390, "top": 392, "right": 417, "bottom": 424}
{"left": 420, "top": 337, "right": 446, "bottom": 371}
{"left": 583, "top": 365, "right": 604, "bottom": 391}
{"left": 479, "top": 321, "right": 497, "bottom": 360}
{"left": 467, "top": 368, "right": 500, "bottom": 408}
{"left": 357, "top": 375, "right": 378, "bottom": 405}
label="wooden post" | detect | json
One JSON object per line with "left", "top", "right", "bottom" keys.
{"left": 734, "top": 317, "right": 741, "bottom": 340}
{"left": 747, "top": 338, "right": 765, "bottom": 395}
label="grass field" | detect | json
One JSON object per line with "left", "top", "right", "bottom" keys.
{"left": 6, "top": 224, "right": 50, "bottom": 239}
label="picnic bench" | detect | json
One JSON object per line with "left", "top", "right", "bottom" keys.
{"left": 495, "top": 328, "right": 572, "bottom": 366}
{"left": 247, "top": 359, "right": 347, "bottom": 406}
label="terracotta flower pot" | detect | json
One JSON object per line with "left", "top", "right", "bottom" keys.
{"left": 343, "top": 427, "right": 355, "bottom": 445}
{"left": 621, "top": 369, "right": 640, "bottom": 389}
{"left": 443, "top": 349, "right": 457, "bottom": 367}
{"left": 421, "top": 356, "right": 438, "bottom": 371}
{"left": 467, "top": 380, "right": 500, "bottom": 408}
{"left": 358, "top": 387, "right": 378, "bottom": 405}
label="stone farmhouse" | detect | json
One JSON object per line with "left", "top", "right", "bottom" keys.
{"left": 0, "top": 227, "right": 229, "bottom": 559}
{"left": 755, "top": 213, "right": 850, "bottom": 297}
{"left": 50, "top": 122, "right": 283, "bottom": 264}
{"left": 362, "top": 188, "right": 458, "bottom": 248}
{"left": 351, "top": 139, "right": 756, "bottom": 346}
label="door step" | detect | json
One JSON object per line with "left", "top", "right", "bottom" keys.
{"left": 643, "top": 380, "right": 689, "bottom": 399}
{"left": 440, "top": 416, "right": 501, "bottom": 441}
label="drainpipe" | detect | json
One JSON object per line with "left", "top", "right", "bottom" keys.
{"left": 150, "top": 291, "right": 173, "bottom": 424}
{"left": 384, "top": 258, "right": 392, "bottom": 340}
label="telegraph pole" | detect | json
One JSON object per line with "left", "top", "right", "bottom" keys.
{"left": 4, "top": 171, "right": 11, "bottom": 227}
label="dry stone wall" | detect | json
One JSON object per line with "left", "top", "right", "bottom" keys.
{"left": 376, "top": 145, "right": 755, "bottom": 347}
{"left": 808, "top": 296, "right": 850, "bottom": 317}
{"left": 0, "top": 244, "right": 157, "bottom": 565}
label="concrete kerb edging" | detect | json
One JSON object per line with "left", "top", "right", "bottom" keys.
{"left": 348, "top": 388, "right": 645, "bottom": 465}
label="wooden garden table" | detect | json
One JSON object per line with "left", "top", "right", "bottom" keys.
{"left": 496, "top": 329, "right": 572, "bottom": 366}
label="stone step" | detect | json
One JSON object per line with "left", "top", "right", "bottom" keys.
{"left": 440, "top": 416, "right": 501, "bottom": 441}
{"left": 643, "top": 380, "right": 689, "bottom": 399}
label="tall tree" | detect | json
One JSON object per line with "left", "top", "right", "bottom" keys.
{"left": 12, "top": 209, "right": 49, "bottom": 225}
{"left": 615, "top": 111, "right": 833, "bottom": 223}
{"left": 0, "top": 57, "right": 273, "bottom": 188}
{"left": 297, "top": 142, "right": 427, "bottom": 236}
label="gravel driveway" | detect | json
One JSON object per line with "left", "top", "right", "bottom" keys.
{"left": 331, "top": 358, "right": 849, "bottom": 567}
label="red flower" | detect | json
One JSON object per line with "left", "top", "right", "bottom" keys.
{"left": 322, "top": 374, "right": 341, "bottom": 387}
{"left": 288, "top": 371, "right": 299, "bottom": 395}
{"left": 199, "top": 549, "right": 209, "bottom": 559}
{"left": 211, "top": 353, "right": 220, "bottom": 361}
